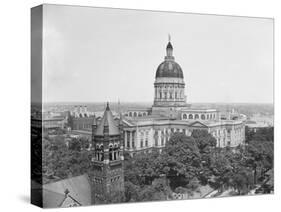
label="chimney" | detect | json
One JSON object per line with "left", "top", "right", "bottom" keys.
{"left": 74, "top": 106, "right": 79, "bottom": 117}
{"left": 84, "top": 106, "right": 88, "bottom": 117}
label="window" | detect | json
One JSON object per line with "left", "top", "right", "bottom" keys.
{"left": 140, "top": 139, "right": 143, "bottom": 148}
{"left": 113, "top": 144, "right": 118, "bottom": 160}
{"left": 155, "top": 137, "right": 158, "bottom": 146}
{"left": 189, "top": 114, "right": 193, "bottom": 119}
{"left": 109, "top": 145, "right": 113, "bottom": 161}
{"left": 96, "top": 145, "right": 104, "bottom": 161}
{"left": 195, "top": 114, "right": 199, "bottom": 119}
{"left": 132, "top": 132, "right": 135, "bottom": 148}
{"left": 145, "top": 138, "right": 148, "bottom": 147}
{"left": 182, "top": 114, "right": 187, "bottom": 119}
{"left": 127, "top": 132, "right": 130, "bottom": 148}
{"left": 201, "top": 114, "right": 205, "bottom": 120}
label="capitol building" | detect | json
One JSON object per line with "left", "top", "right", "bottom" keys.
{"left": 120, "top": 38, "right": 246, "bottom": 155}
{"left": 40, "top": 37, "right": 248, "bottom": 206}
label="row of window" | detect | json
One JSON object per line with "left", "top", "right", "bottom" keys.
{"left": 127, "top": 128, "right": 188, "bottom": 149}
{"left": 73, "top": 123, "right": 92, "bottom": 129}
{"left": 95, "top": 144, "right": 120, "bottom": 161}
{"left": 125, "top": 112, "right": 148, "bottom": 117}
{"left": 182, "top": 113, "right": 216, "bottom": 120}
{"left": 157, "top": 91, "right": 183, "bottom": 99}
{"left": 125, "top": 131, "right": 135, "bottom": 148}
{"left": 110, "top": 176, "right": 121, "bottom": 183}
{"left": 155, "top": 84, "right": 184, "bottom": 89}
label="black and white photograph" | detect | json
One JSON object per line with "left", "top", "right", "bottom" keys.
{"left": 30, "top": 3, "right": 274, "bottom": 208}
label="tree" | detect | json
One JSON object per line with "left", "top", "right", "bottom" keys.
{"left": 191, "top": 129, "right": 217, "bottom": 185}
{"left": 42, "top": 135, "right": 92, "bottom": 183}
{"left": 138, "top": 178, "right": 172, "bottom": 201}
{"left": 161, "top": 133, "right": 201, "bottom": 190}
{"left": 244, "top": 139, "right": 273, "bottom": 184}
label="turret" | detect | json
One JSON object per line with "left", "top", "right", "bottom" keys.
{"left": 91, "top": 115, "right": 97, "bottom": 141}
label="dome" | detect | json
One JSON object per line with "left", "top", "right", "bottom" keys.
{"left": 156, "top": 60, "right": 183, "bottom": 78}
{"left": 155, "top": 39, "right": 184, "bottom": 79}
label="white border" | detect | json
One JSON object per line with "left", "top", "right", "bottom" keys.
{"left": 0, "top": 0, "right": 279, "bottom": 212}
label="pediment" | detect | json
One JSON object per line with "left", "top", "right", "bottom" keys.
{"left": 189, "top": 121, "right": 208, "bottom": 128}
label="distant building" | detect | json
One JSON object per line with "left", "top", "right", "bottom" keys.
{"left": 68, "top": 106, "right": 95, "bottom": 131}
{"left": 32, "top": 116, "right": 66, "bottom": 130}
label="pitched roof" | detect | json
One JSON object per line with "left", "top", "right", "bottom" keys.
{"left": 189, "top": 121, "right": 209, "bottom": 128}
{"left": 42, "top": 174, "right": 91, "bottom": 208}
{"left": 95, "top": 103, "right": 120, "bottom": 136}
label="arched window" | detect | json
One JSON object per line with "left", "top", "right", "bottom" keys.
{"left": 109, "top": 144, "right": 113, "bottom": 161}
{"left": 170, "top": 92, "right": 172, "bottom": 99}
{"left": 195, "top": 114, "right": 199, "bottom": 119}
{"left": 201, "top": 114, "right": 205, "bottom": 120}
{"left": 207, "top": 114, "right": 209, "bottom": 119}
{"left": 182, "top": 114, "right": 187, "bottom": 119}
{"left": 133, "top": 112, "right": 137, "bottom": 117}
{"left": 95, "top": 145, "right": 100, "bottom": 161}
{"left": 113, "top": 144, "right": 118, "bottom": 160}
{"left": 129, "top": 112, "right": 132, "bottom": 117}
{"left": 100, "top": 145, "right": 104, "bottom": 161}
{"left": 143, "top": 112, "right": 146, "bottom": 116}
{"left": 164, "top": 92, "right": 167, "bottom": 99}
{"left": 189, "top": 114, "right": 193, "bottom": 119}
{"left": 96, "top": 145, "right": 104, "bottom": 161}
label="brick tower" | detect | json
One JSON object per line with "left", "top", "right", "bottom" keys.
{"left": 90, "top": 103, "right": 124, "bottom": 204}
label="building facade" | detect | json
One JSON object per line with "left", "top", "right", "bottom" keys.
{"left": 68, "top": 106, "right": 95, "bottom": 131}
{"left": 122, "top": 38, "right": 246, "bottom": 155}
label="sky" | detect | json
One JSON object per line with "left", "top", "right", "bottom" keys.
{"left": 42, "top": 4, "right": 274, "bottom": 104}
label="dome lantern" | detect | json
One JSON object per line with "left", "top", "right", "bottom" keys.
{"left": 155, "top": 36, "right": 184, "bottom": 79}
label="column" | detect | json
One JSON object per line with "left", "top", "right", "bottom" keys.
{"left": 124, "top": 131, "right": 127, "bottom": 148}
{"left": 163, "top": 128, "right": 166, "bottom": 145}
{"left": 130, "top": 131, "right": 133, "bottom": 149}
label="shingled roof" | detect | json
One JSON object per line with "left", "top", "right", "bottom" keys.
{"left": 95, "top": 103, "right": 120, "bottom": 136}
{"left": 42, "top": 174, "right": 91, "bottom": 208}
